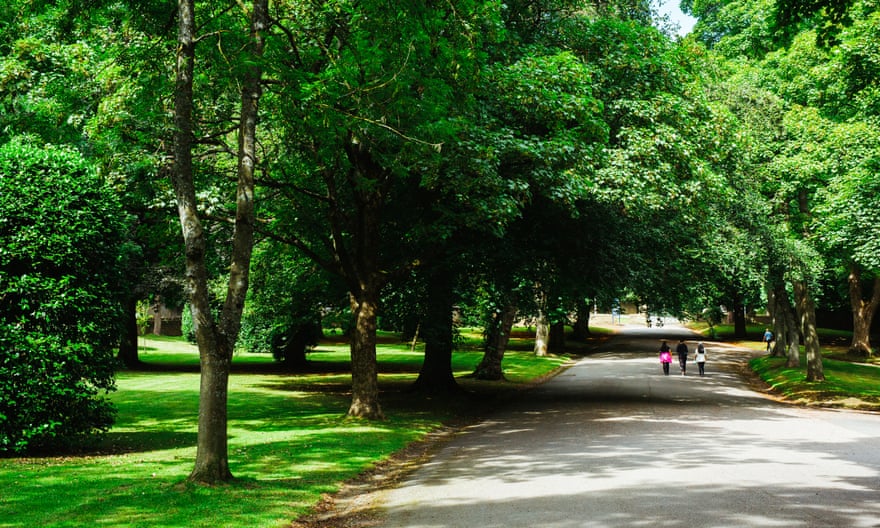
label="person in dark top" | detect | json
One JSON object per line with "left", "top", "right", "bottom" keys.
{"left": 676, "top": 339, "right": 689, "bottom": 375}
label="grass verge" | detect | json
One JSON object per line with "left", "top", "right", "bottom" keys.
{"left": 694, "top": 323, "right": 880, "bottom": 411}
{"left": 749, "top": 353, "right": 880, "bottom": 410}
{"left": 1, "top": 332, "right": 571, "bottom": 528}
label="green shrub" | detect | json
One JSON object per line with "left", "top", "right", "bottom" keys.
{"left": 0, "top": 138, "right": 128, "bottom": 453}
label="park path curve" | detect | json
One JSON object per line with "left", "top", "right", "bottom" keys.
{"left": 376, "top": 323, "right": 880, "bottom": 528}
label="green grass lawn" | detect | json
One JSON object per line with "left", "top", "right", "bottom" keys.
{"left": 695, "top": 323, "right": 880, "bottom": 410}
{"left": 750, "top": 352, "right": 880, "bottom": 410}
{"left": 1, "top": 332, "right": 570, "bottom": 528}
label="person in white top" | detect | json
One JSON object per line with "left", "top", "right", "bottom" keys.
{"left": 694, "top": 342, "right": 707, "bottom": 376}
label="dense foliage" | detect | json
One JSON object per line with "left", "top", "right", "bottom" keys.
{"left": 4, "top": 0, "right": 879, "bottom": 473}
{"left": 0, "top": 138, "right": 130, "bottom": 453}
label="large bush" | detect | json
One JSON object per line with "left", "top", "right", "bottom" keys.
{"left": 0, "top": 138, "right": 129, "bottom": 453}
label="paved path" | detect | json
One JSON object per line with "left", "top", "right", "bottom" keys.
{"left": 377, "top": 324, "right": 880, "bottom": 527}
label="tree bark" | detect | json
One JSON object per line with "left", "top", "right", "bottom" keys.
{"left": 773, "top": 282, "right": 801, "bottom": 367}
{"left": 118, "top": 296, "right": 141, "bottom": 368}
{"left": 794, "top": 279, "right": 825, "bottom": 382}
{"left": 848, "top": 263, "right": 880, "bottom": 359}
{"left": 348, "top": 287, "right": 384, "bottom": 419}
{"left": 534, "top": 315, "right": 549, "bottom": 356}
{"left": 549, "top": 321, "right": 565, "bottom": 351}
{"left": 766, "top": 286, "right": 776, "bottom": 352}
{"left": 152, "top": 298, "right": 163, "bottom": 335}
{"left": 571, "top": 300, "right": 591, "bottom": 340}
{"left": 335, "top": 142, "right": 388, "bottom": 419}
{"left": 732, "top": 292, "right": 747, "bottom": 339}
{"left": 768, "top": 285, "right": 784, "bottom": 357}
{"left": 532, "top": 285, "right": 549, "bottom": 356}
{"left": 177, "top": 0, "right": 267, "bottom": 484}
{"left": 413, "top": 266, "right": 459, "bottom": 394}
{"left": 173, "top": 0, "right": 232, "bottom": 483}
{"left": 474, "top": 301, "right": 516, "bottom": 380}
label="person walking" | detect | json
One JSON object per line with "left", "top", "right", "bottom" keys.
{"left": 676, "top": 339, "right": 689, "bottom": 375}
{"left": 694, "top": 342, "right": 707, "bottom": 376}
{"left": 763, "top": 328, "right": 773, "bottom": 352}
{"left": 659, "top": 340, "right": 672, "bottom": 375}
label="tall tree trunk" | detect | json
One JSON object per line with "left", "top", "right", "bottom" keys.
{"left": 337, "top": 132, "right": 389, "bottom": 420}
{"left": 571, "top": 300, "right": 591, "bottom": 340}
{"left": 535, "top": 302, "right": 550, "bottom": 356}
{"left": 152, "top": 297, "right": 163, "bottom": 335}
{"left": 848, "top": 263, "right": 880, "bottom": 359}
{"left": 219, "top": 0, "right": 262, "bottom": 344}
{"left": 118, "top": 296, "right": 140, "bottom": 368}
{"left": 549, "top": 321, "right": 565, "bottom": 352}
{"left": 534, "top": 315, "right": 549, "bottom": 356}
{"left": 413, "top": 266, "right": 458, "bottom": 394}
{"left": 340, "top": 193, "right": 385, "bottom": 418}
{"left": 535, "top": 284, "right": 550, "bottom": 356}
{"left": 768, "top": 285, "right": 783, "bottom": 357}
{"left": 348, "top": 286, "right": 384, "bottom": 419}
{"left": 173, "top": 0, "right": 231, "bottom": 482}
{"left": 794, "top": 279, "right": 825, "bottom": 382}
{"left": 176, "top": 0, "right": 267, "bottom": 484}
{"left": 770, "top": 283, "right": 797, "bottom": 365}
{"left": 732, "top": 292, "right": 747, "bottom": 339}
{"left": 474, "top": 301, "right": 516, "bottom": 380}
{"left": 189, "top": 334, "right": 232, "bottom": 482}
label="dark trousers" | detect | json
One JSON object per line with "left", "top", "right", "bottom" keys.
{"left": 697, "top": 361, "right": 705, "bottom": 375}
{"left": 662, "top": 362, "right": 670, "bottom": 375}
{"left": 678, "top": 356, "right": 687, "bottom": 373}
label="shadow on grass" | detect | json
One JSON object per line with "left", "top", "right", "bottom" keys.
{"left": 95, "top": 431, "right": 199, "bottom": 454}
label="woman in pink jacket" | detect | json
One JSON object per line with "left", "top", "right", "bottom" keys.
{"left": 659, "top": 340, "right": 672, "bottom": 375}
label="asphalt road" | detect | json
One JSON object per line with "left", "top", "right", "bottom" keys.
{"left": 377, "top": 324, "right": 880, "bottom": 528}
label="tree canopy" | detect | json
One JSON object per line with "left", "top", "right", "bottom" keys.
{"left": 3, "top": 0, "right": 879, "bottom": 482}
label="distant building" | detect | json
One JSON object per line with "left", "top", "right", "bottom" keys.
{"left": 148, "top": 301, "right": 183, "bottom": 336}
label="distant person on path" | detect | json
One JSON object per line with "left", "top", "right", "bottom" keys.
{"left": 694, "top": 342, "right": 707, "bottom": 376}
{"left": 659, "top": 340, "right": 672, "bottom": 375}
{"left": 676, "top": 339, "right": 689, "bottom": 375}
{"left": 763, "top": 328, "right": 773, "bottom": 352}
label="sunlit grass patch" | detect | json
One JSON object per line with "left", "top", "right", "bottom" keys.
{"left": 750, "top": 352, "right": 880, "bottom": 410}
{"left": 1, "top": 333, "right": 567, "bottom": 527}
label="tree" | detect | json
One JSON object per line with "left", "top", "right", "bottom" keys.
{"left": 773, "top": 0, "right": 856, "bottom": 44}
{"left": 0, "top": 138, "right": 130, "bottom": 453}
{"left": 697, "top": 0, "right": 872, "bottom": 380}
{"left": 817, "top": 150, "right": 880, "bottom": 358}
{"left": 811, "top": 12, "right": 880, "bottom": 358}
{"left": 171, "top": 0, "right": 268, "bottom": 484}
{"left": 261, "top": 0, "right": 503, "bottom": 418}
{"left": 0, "top": 0, "right": 189, "bottom": 369}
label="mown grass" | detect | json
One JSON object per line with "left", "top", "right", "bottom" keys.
{"left": 1, "top": 330, "right": 571, "bottom": 528}
{"left": 693, "top": 323, "right": 880, "bottom": 411}
{"left": 750, "top": 353, "right": 880, "bottom": 409}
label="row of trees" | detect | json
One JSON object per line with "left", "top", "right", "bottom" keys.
{"left": 685, "top": 0, "right": 880, "bottom": 371}
{"left": 1, "top": 0, "right": 877, "bottom": 484}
